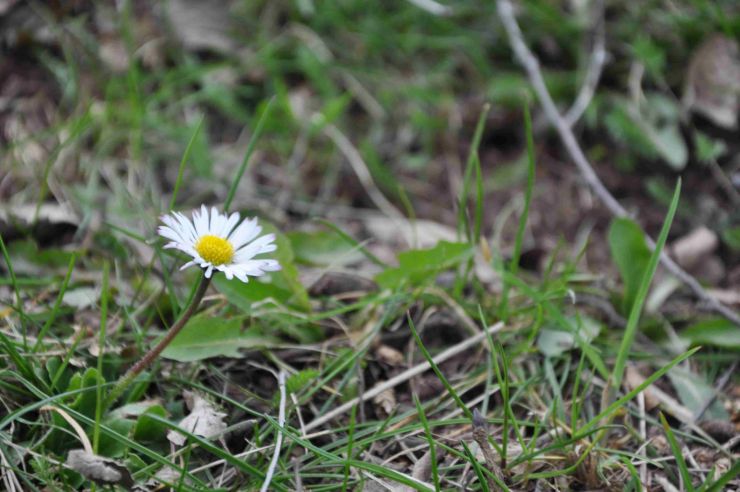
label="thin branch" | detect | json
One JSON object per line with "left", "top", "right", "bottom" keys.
{"left": 496, "top": 0, "right": 740, "bottom": 326}
{"left": 304, "top": 322, "right": 505, "bottom": 432}
{"left": 564, "top": 0, "right": 606, "bottom": 127}
{"left": 261, "top": 370, "right": 287, "bottom": 492}
{"left": 324, "top": 124, "right": 406, "bottom": 222}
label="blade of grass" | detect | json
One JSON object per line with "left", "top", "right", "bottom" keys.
{"left": 93, "top": 262, "right": 109, "bottom": 453}
{"left": 0, "top": 233, "right": 26, "bottom": 347}
{"left": 224, "top": 97, "right": 276, "bottom": 212}
{"left": 0, "top": 332, "right": 40, "bottom": 390}
{"left": 50, "top": 324, "right": 87, "bottom": 390}
{"left": 341, "top": 404, "right": 358, "bottom": 492}
{"left": 579, "top": 346, "right": 699, "bottom": 436}
{"left": 491, "top": 340, "right": 510, "bottom": 469}
{"left": 414, "top": 395, "right": 440, "bottom": 490}
{"left": 313, "top": 218, "right": 387, "bottom": 267}
{"left": 704, "top": 459, "right": 739, "bottom": 492}
{"left": 461, "top": 440, "right": 491, "bottom": 492}
{"left": 499, "top": 102, "right": 536, "bottom": 319}
{"left": 621, "top": 455, "right": 643, "bottom": 492}
{"left": 268, "top": 417, "right": 433, "bottom": 491}
{"left": 32, "top": 254, "right": 77, "bottom": 352}
{"left": 611, "top": 179, "right": 681, "bottom": 394}
{"left": 660, "top": 412, "right": 695, "bottom": 492}
{"left": 407, "top": 313, "right": 471, "bottom": 420}
{"left": 458, "top": 103, "right": 490, "bottom": 241}
{"left": 145, "top": 414, "right": 278, "bottom": 489}
{"left": 169, "top": 114, "right": 205, "bottom": 211}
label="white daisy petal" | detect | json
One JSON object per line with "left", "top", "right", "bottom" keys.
{"left": 228, "top": 218, "right": 260, "bottom": 249}
{"left": 194, "top": 205, "right": 209, "bottom": 237}
{"left": 220, "top": 212, "right": 241, "bottom": 237}
{"left": 233, "top": 234, "right": 276, "bottom": 262}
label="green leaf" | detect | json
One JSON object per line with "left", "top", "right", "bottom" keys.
{"left": 608, "top": 218, "right": 651, "bottom": 314}
{"left": 681, "top": 318, "right": 740, "bottom": 349}
{"left": 375, "top": 241, "right": 473, "bottom": 289}
{"left": 161, "top": 315, "right": 277, "bottom": 362}
{"left": 694, "top": 131, "right": 726, "bottom": 163}
{"left": 721, "top": 227, "right": 740, "bottom": 252}
{"left": 69, "top": 368, "right": 101, "bottom": 418}
{"left": 133, "top": 405, "right": 169, "bottom": 443}
{"left": 287, "top": 230, "right": 364, "bottom": 266}
{"left": 97, "top": 418, "right": 134, "bottom": 458}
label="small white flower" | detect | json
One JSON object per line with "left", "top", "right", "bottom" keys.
{"left": 158, "top": 205, "right": 281, "bottom": 283}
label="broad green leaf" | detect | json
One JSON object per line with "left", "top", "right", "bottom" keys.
{"left": 161, "top": 315, "right": 276, "bottom": 362}
{"left": 133, "top": 405, "right": 169, "bottom": 443}
{"left": 375, "top": 241, "right": 473, "bottom": 289}
{"left": 97, "top": 418, "right": 134, "bottom": 458}
{"left": 680, "top": 318, "right": 740, "bottom": 349}
{"left": 69, "top": 368, "right": 101, "bottom": 418}
{"left": 608, "top": 218, "right": 651, "bottom": 314}
{"left": 287, "top": 230, "right": 364, "bottom": 266}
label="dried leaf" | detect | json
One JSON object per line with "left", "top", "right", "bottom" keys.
{"left": 374, "top": 344, "right": 404, "bottom": 366}
{"left": 372, "top": 388, "right": 396, "bottom": 419}
{"left": 683, "top": 34, "right": 740, "bottom": 129}
{"left": 308, "top": 272, "right": 378, "bottom": 297}
{"left": 166, "top": 391, "right": 227, "bottom": 446}
{"left": 166, "top": 0, "right": 237, "bottom": 53}
{"left": 66, "top": 449, "right": 134, "bottom": 487}
{"left": 671, "top": 226, "right": 719, "bottom": 269}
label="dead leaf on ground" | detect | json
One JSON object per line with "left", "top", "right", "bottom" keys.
{"left": 683, "top": 34, "right": 740, "bottom": 129}
{"left": 148, "top": 466, "right": 193, "bottom": 489}
{"left": 374, "top": 344, "right": 405, "bottom": 367}
{"left": 671, "top": 226, "right": 719, "bottom": 269}
{"left": 66, "top": 449, "right": 134, "bottom": 488}
{"left": 372, "top": 388, "right": 397, "bottom": 419}
{"left": 309, "top": 272, "right": 379, "bottom": 297}
{"left": 166, "top": 391, "right": 227, "bottom": 446}
{"left": 165, "top": 0, "right": 237, "bottom": 54}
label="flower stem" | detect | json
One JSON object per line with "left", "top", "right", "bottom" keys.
{"left": 106, "top": 276, "right": 211, "bottom": 407}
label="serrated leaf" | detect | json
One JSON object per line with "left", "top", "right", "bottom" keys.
{"left": 608, "top": 218, "right": 652, "bottom": 314}
{"left": 375, "top": 241, "right": 473, "bottom": 289}
{"left": 161, "top": 315, "right": 276, "bottom": 362}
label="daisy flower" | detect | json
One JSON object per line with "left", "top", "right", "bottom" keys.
{"left": 158, "top": 205, "right": 281, "bottom": 282}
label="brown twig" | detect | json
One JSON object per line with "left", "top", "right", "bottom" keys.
{"left": 496, "top": 0, "right": 740, "bottom": 326}
{"left": 472, "top": 409, "right": 504, "bottom": 490}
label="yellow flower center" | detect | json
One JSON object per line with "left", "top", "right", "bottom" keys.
{"left": 195, "top": 235, "right": 234, "bottom": 266}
